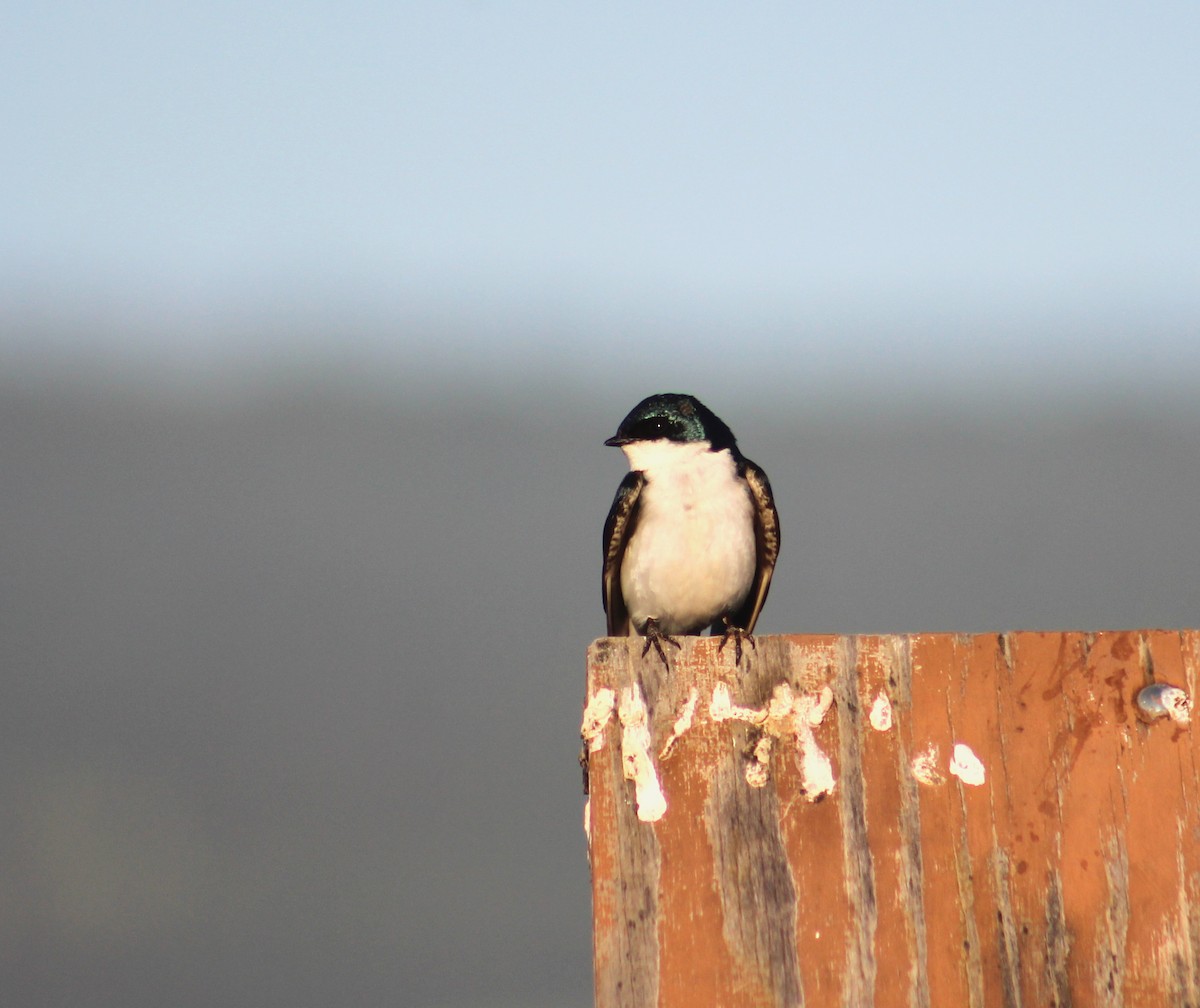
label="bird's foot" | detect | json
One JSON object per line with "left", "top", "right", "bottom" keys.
{"left": 717, "top": 616, "right": 756, "bottom": 666}
{"left": 640, "top": 617, "right": 682, "bottom": 668}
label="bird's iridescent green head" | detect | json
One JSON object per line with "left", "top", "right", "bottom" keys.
{"left": 604, "top": 393, "right": 737, "bottom": 453}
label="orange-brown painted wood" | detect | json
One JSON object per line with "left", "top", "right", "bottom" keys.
{"left": 584, "top": 631, "right": 1200, "bottom": 1008}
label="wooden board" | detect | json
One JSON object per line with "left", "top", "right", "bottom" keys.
{"left": 583, "top": 631, "right": 1200, "bottom": 1007}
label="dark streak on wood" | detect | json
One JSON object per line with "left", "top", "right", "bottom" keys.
{"left": 1043, "top": 870, "right": 1073, "bottom": 1007}
{"left": 991, "top": 848, "right": 1023, "bottom": 1008}
{"left": 706, "top": 639, "right": 803, "bottom": 1007}
{"left": 993, "top": 849, "right": 1022, "bottom": 1008}
{"left": 992, "top": 635, "right": 1024, "bottom": 1008}
{"left": 953, "top": 805, "right": 985, "bottom": 1008}
{"left": 834, "top": 636, "right": 877, "bottom": 1004}
{"left": 890, "top": 637, "right": 932, "bottom": 1008}
{"left": 593, "top": 646, "right": 662, "bottom": 1008}
{"left": 1095, "top": 835, "right": 1129, "bottom": 1006}
{"left": 607, "top": 813, "right": 661, "bottom": 1008}
{"left": 706, "top": 748, "right": 803, "bottom": 1007}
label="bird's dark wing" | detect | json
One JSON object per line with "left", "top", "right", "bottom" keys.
{"left": 602, "top": 471, "right": 644, "bottom": 636}
{"left": 729, "top": 458, "right": 780, "bottom": 633}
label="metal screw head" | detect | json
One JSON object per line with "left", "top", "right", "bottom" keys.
{"left": 1135, "top": 683, "right": 1192, "bottom": 725}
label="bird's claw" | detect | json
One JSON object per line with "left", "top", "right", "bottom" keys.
{"left": 717, "top": 616, "right": 756, "bottom": 666}
{"left": 640, "top": 617, "right": 682, "bottom": 668}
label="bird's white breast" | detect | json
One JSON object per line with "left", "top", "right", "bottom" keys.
{"left": 620, "top": 441, "right": 756, "bottom": 635}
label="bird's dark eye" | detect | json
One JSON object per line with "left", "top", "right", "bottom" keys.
{"left": 630, "top": 416, "right": 679, "bottom": 441}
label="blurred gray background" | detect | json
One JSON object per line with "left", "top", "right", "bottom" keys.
{"left": 3, "top": 4, "right": 1199, "bottom": 1006}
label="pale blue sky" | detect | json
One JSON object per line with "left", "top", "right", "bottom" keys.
{"left": 4, "top": 3, "right": 1198, "bottom": 394}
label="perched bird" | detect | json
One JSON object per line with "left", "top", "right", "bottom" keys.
{"left": 602, "top": 393, "right": 780, "bottom": 664}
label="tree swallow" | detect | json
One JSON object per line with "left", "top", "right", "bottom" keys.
{"left": 602, "top": 393, "right": 780, "bottom": 664}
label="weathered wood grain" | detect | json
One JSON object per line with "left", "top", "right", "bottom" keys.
{"left": 584, "top": 631, "right": 1200, "bottom": 1007}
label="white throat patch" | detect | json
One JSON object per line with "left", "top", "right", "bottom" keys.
{"left": 621, "top": 438, "right": 719, "bottom": 478}
{"left": 618, "top": 439, "right": 756, "bottom": 635}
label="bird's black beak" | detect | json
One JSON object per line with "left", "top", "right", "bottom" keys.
{"left": 604, "top": 435, "right": 629, "bottom": 447}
